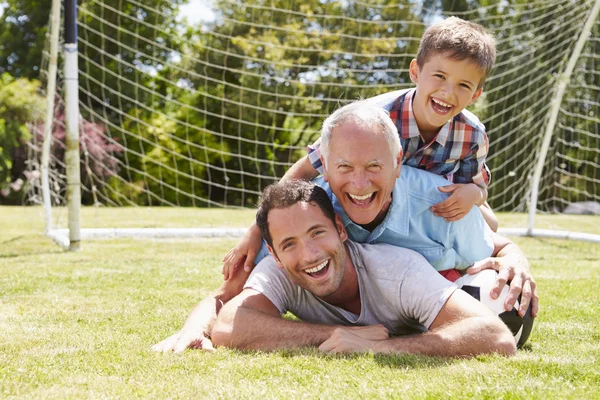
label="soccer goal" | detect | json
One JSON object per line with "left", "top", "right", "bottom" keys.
{"left": 31, "top": 0, "right": 600, "bottom": 249}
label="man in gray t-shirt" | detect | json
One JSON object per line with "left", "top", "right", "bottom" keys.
{"left": 245, "top": 241, "right": 455, "bottom": 337}
{"left": 211, "top": 181, "right": 516, "bottom": 357}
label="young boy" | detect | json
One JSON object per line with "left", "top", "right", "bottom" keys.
{"left": 223, "top": 16, "right": 498, "bottom": 275}
{"left": 291, "top": 16, "right": 497, "bottom": 228}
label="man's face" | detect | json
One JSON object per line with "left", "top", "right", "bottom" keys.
{"left": 322, "top": 120, "right": 402, "bottom": 229}
{"left": 267, "top": 201, "right": 349, "bottom": 299}
{"left": 409, "top": 53, "right": 484, "bottom": 136}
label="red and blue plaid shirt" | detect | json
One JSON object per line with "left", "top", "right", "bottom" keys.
{"left": 309, "top": 88, "right": 490, "bottom": 188}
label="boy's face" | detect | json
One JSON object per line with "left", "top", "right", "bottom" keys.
{"left": 409, "top": 53, "right": 484, "bottom": 136}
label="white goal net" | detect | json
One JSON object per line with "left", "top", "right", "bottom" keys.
{"left": 30, "top": 0, "right": 600, "bottom": 245}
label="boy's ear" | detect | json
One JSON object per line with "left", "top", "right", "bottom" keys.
{"left": 266, "top": 244, "right": 284, "bottom": 270}
{"left": 470, "top": 87, "right": 483, "bottom": 104}
{"left": 409, "top": 59, "right": 420, "bottom": 84}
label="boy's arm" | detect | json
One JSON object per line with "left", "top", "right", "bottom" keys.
{"left": 431, "top": 131, "right": 490, "bottom": 221}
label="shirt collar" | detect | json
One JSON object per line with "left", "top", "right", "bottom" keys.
{"left": 331, "top": 177, "right": 410, "bottom": 238}
{"left": 405, "top": 88, "right": 453, "bottom": 146}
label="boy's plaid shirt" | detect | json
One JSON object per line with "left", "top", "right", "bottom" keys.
{"left": 309, "top": 88, "right": 490, "bottom": 188}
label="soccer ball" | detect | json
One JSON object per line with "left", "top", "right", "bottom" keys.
{"left": 454, "top": 269, "right": 534, "bottom": 348}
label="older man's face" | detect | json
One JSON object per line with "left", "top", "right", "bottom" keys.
{"left": 322, "top": 120, "right": 401, "bottom": 229}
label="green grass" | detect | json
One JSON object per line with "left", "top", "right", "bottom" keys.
{"left": 1, "top": 206, "right": 599, "bottom": 399}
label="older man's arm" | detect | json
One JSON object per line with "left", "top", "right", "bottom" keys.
{"left": 211, "top": 289, "right": 389, "bottom": 350}
{"left": 319, "top": 289, "right": 516, "bottom": 357}
{"left": 471, "top": 231, "right": 539, "bottom": 317}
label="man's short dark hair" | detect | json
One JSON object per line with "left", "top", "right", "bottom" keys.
{"left": 256, "top": 180, "right": 337, "bottom": 249}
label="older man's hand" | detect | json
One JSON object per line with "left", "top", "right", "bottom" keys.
{"left": 467, "top": 251, "right": 538, "bottom": 318}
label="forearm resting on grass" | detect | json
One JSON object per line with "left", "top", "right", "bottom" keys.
{"left": 211, "top": 289, "right": 388, "bottom": 351}
{"left": 323, "top": 291, "right": 515, "bottom": 357}
{"left": 152, "top": 267, "right": 252, "bottom": 353}
{"left": 151, "top": 294, "right": 221, "bottom": 353}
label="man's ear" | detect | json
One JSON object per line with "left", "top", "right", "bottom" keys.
{"left": 321, "top": 154, "right": 329, "bottom": 182}
{"left": 266, "top": 244, "right": 284, "bottom": 270}
{"left": 409, "top": 59, "right": 420, "bottom": 84}
{"left": 335, "top": 214, "right": 348, "bottom": 242}
{"left": 395, "top": 151, "right": 402, "bottom": 178}
{"left": 470, "top": 87, "right": 483, "bottom": 105}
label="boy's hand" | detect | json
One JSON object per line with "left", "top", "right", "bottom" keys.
{"left": 221, "top": 224, "right": 263, "bottom": 280}
{"left": 431, "top": 183, "right": 484, "bottom": 222}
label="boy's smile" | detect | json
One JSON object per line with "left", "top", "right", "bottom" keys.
{"left": 409, "top": 53, "right": 484, "bottom": 140}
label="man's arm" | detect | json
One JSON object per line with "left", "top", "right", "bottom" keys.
{"left": 319, "top": 289, "right": 516, "bottom": 357}
{"left": 151, "top": 266, "right": 252, "bottom": 353}
{"left": 470, "top": 231, "right": 538, "bottom": 317}
{"left": 211, "top": 289, "right": 388, "bottom": 350}
{"left": 221, "top": 155, "right": 318, "bottom": 278}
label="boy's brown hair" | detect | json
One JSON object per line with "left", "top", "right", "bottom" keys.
{"left": 416, "top": 16, "right": 496, "bottom": 88}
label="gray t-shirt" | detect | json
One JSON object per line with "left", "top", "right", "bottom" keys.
{"left": 245, "top": 241, "right": 457, "bottom": 336}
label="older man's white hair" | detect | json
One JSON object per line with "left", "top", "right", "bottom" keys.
{"left": 320, "top": 101, "right": 402, "bottom": 169}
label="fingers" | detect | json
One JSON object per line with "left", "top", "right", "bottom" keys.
{"left": 437, "top": 184, "right": 458, "bottom": 193}
{"left": 222, "top": 257, "right": 246, "bottom": 281}
{"left": 436, "top": 210, "right": 467, "bottom": 221}
{"left": 201, "top": 338, "right": 215, "bottom": 351}
{"left": 151, "top": 333, "right": 180, "bottom": 353}
{"left": 503, "top": 270, "right": 522, "bottom": 311}
{"left": 490, "top": 264, "right": 511, "bottom": 302}
{"left": 516, "top": 279, "right": 531, "bottom": 317}
{"left": 530, "top": 279, "right": 539, "bottom": 318}
{"left": 467, "top": 257, "right": 499, "bottom": 275}
{"left": 152, "top": 331, "right": 215, "bottom": 354}
{"left": 431, "top": 197, "right": 456, "bottom": 213}
{"left": 244, "top": 247, "right": 258, "bottom": 272}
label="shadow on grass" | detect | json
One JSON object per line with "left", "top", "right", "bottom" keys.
{"left": 0, "top": 235, "right": 26, "bottom": 245}
{"left": 0, "top": 249, "right": 63, "bottom": 258}
{"left": 244, "top": 347, "right": 454, "bottom": 370}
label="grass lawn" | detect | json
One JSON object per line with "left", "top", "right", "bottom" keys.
{"left": 1, "top": 206, "right": 599, "bottom": 399}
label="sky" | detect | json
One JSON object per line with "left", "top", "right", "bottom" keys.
{"left": 178, "top": 0, "right": 216, "bottom": 25}
{"left": 0, "top": 1, "right": 213, "bottom": 24}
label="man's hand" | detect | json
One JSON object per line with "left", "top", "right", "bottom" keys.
{"left": 431, "top": 183, "right": 485, "bottom": 222}
{"left": 222, "top": 223, "right": 263, "bottom": 280}
{"left": 319, "top": 325, "right": 388, "bottom": 354}
{"left": 467, "top": 253, "right": 538, "bottom": 318}
{"left": 151, "top": 329, "right": 214, "bottom": 353}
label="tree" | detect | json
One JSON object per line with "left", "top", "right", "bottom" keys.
{"left": 0, "top": 0, "right": 50, "bottom": 79}
{"left": 0, "top": 73, "right": 45, "bottom": 202}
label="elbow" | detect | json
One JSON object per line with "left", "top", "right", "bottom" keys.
{"left": 489, "top": 322, "right": 517, "bottom": 357}
{"left": 210, "top": 316, "right": 232, "bottom": 348}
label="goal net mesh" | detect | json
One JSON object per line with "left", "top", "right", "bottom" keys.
{"left": 30, "top": 0, "right": 600, "bottom": 235}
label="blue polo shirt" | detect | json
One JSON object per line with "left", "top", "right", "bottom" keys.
{"left": 255, "top": 165, "right": 494, "bottom": 271}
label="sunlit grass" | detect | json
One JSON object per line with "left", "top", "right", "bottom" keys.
{"left": 1, "top": 206, "right": 599, "bottom": 398}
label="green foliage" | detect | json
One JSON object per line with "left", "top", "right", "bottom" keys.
{"left": 0, "top": 0, "right": 50, "bottom": 78}
{"left": 173, "top": 0, "right": 423, "bottom": 205}
{"left": 0, "top": 73, "right": 45, "bottom": 195}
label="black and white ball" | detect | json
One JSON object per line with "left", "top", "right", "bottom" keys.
{"left": 455, "top": 269, "right": 534, "bottom": 348}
